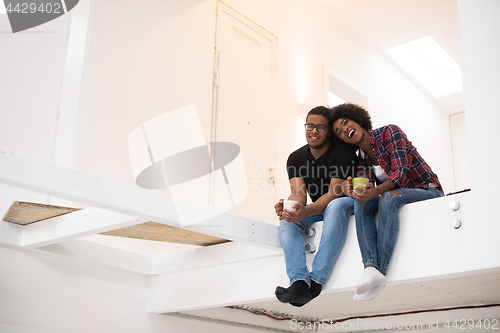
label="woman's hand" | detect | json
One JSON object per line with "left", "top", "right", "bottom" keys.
{"left": 342, "top": 177, "right": 353, "bottom": 197}
{"left": 282, "top": 202, "right": 308, "bottom": 223}
{"left": 352, "top": 182, "right": 379, "bottom": 203}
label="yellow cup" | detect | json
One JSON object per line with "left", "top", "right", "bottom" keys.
{"left": 352, "top": 177, "right": 369, "bottom": 193}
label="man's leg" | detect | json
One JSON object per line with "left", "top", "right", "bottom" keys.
{"left": 276, "top": 214, "right": 323, "bottom": 304}
{"left": 309, "top": 197, "right": 354, "bottom": 298}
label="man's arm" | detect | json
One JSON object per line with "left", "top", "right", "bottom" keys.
{"left": 283, "top": 177, "right": 344, "bottom": 222}
{"left": 276, "top": 177, "right": 307, "bottom": 220}
{"left": 288, "top": 177, "right": 308, "bottom": 204}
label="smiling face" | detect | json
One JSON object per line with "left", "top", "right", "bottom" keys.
{"left": 305, "top": 114, "right": 331, "bottom": 150}
{"left": 333, "top": 118, "right": 366, "bottom": 146}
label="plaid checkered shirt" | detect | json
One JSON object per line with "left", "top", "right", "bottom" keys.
{"left": 357, "top": 124, "right": 442, "bottom": 192}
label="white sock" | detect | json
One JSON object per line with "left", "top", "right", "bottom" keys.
{"left": 355, "top": 266, "right": 385, "bottom": 295}
{"left": 353, "top": 279, "right": 386, "bottom": 301}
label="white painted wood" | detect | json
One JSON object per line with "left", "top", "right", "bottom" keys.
{"left": 34, "top": 234, "right": 281, "bottom": 276}
{"left": 0, "top": 220, "right": 23, "bottom": 247}
{"left": 33, "top": 236, "right": 282, "bottom": 277}
{"left": 151, "top": 242, "right": 281, "bottom": 275}
{"left": 148, "top": 191, "right": 500, "bottom": 313}
{"left": 184, "top": 217, "right": 281, "bottom": 250}
{"left": 0, "top": 148, "right": 180, "bottom": 225}
{"left": 21, "top": 207, "right": 147, "bottom": 248}
{"left": 38, "top": 238, "right": 153, "bottom": 275}
{"left": 148, "top": 254, "right": 287, "bottom": 313}
{"left": 0, "top": 148, "right": 281, "bottom": 249}
{"left": 167, "top": 311, "right": 297, "bottom": 333}
{"left": 32, "top": 232, "right": 281, "bottom": 276}
{"left": 52, "top": 0, "right": 95, "bottom": 169}
{"left": 0, "top": 323, "right": 69, "bottom": 333}
{"left": 49, "top": 0, "right": 95, "bottom": 207}
{"left": 21, "top": 228, "right": 281, "bottom": 276}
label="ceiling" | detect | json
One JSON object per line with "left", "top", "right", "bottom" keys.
{"left": 320, "top": 0, "right": 464, "bottom": 114}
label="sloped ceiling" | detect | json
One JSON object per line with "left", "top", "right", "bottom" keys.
{"left": 320, "top": 0, "right": 464, "bottom": 114}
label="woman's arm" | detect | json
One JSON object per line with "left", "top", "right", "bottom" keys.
{"left": 353, "top": 125, "right": 409, "bottom": 203}
{"left": 383, "top": 125, "right": 411, "bottom": 189}
{"left": 352, "top": 179, "right": 395, "bottom": 203}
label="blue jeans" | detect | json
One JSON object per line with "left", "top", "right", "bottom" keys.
{"left": 279, "top": 197, "right": 355, "bottom": 286}
{"left": 354, "top": 187, "right": 442, "bottom": 274}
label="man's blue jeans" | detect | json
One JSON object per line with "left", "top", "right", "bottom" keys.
{"left": 354, "top": 187, "right": 442, "bottom": 274}
{"left": 279, "top": 197, "right": 355, "bottom": 286}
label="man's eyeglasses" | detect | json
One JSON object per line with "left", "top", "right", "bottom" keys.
{"left": 305, "top": 123, "right": 328, "bottom": 132}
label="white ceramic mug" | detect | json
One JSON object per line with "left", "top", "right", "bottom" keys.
{"left": 283, "top": 199, "right": 299, "bottom": 212}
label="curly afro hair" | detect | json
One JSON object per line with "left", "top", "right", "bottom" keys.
{"left": 329, "top": 103, "right": 373, "bottom": 137}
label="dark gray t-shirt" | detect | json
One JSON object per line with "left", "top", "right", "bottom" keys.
{"left": 286, "top": 143, "right": 357, "bottom": 202}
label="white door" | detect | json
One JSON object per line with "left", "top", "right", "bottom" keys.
{"left": 212, "top": 4, "right": 277, "bottom": 224}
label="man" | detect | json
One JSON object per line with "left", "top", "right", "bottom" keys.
{"left": 275, "top": 106, "right": 357, "bottom": 306}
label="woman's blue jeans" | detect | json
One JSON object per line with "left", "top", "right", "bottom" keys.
{"left": 279, "top": 197, "right": 355, "bottom": 286}
{"left": 354, "top": 187, "right": 442, "bottom": 274}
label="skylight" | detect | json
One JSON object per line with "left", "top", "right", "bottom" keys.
{"left": 387, "top": 36, "right": 462, "bottom": 98}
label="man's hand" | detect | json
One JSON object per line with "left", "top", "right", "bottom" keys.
{"left": 342, "top": 176, "right": 353, "bottom": 197}
{"left": 282, "top": 202, "right": 308, "bottom": 222}
{"left": 352, "top": 182, "right": 378, "bottom": 203}
{"left": 275, "top": 199, "right": 284, "bottom": 219}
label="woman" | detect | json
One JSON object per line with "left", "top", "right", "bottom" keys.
{"left": 330, "top": 103, "right": 443, "bottom": 301}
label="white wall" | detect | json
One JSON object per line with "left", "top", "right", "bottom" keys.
{"left": 0, "top": 15, "right": 70, "bottom": 162}
{"left": 77, "top": 0, "right": 456, "bottom": 205}
{"left": 0, "top": 13, "right": 71, "bottom": 215}
{"left": 458, "top": 0, "right": 500, "bottom": 192}
{"left": 219, "top": 0, "right": 455, "bottom": 194}
{"left": 77, "top": 0, "right": 217, "bottom": 187}
{"left": 449, "top": 112, "right": 471, "bottom": 191}
{"left": 455, "top": 0, "right": 500, "bottom": 244}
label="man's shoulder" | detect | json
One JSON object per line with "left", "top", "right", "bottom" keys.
{"left": 288, "top": 144, "right": 310, "bottom": 160}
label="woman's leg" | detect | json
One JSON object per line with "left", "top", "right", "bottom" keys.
{"left": 354, "top": 197, "right": 380, "bottom": 269}
{"left": 354, "top": 188, "right": 441, "bottom": 301}
{"left": 377, "top": 188, "right": 441, "bottom": 274}
{"left": 353, "top": 197, "right": 385, "bottom": 296}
